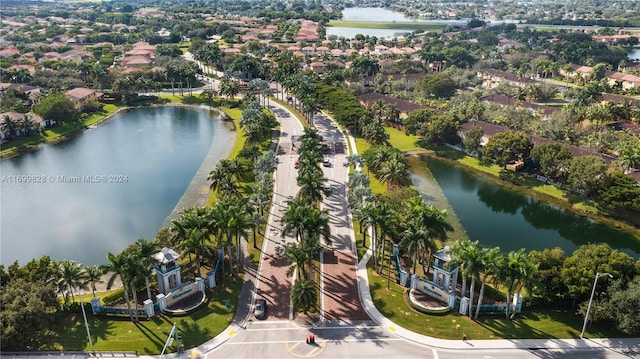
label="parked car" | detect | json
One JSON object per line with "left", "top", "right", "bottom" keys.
{"left": 323, "top": 157, "right": 331, "bottom": 167}
{"left": 324, "top": 183, "right": 332, "bottom": 193}
{"left": 254, "top": 298, "right": 266, "bottom": 319}
{"left": 294, "top": 160, "right": 299, "bottom": 169}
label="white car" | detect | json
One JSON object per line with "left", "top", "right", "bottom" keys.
{"left": 323, "top": 157, "right": 331, "bottom": 167}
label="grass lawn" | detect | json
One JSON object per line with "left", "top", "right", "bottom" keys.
{"left": 367, "top": 262, "right": 628, "bottom": 340}
{"left": 328, "top": 20, "right": 443, "bottom": 32}
{"left": 43, "top": 278, "right": 243, "bottom": 353}
{"left": 385, "top": 127, "right": 423, "bottom": 152}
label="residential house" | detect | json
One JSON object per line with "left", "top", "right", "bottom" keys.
{"left": 64, "top": 87, "right": 103, "bottom": 109}
{"left": 0, "top": 111, "right": 48, "bottom": 141}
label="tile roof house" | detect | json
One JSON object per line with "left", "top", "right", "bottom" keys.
{"left": 64, "top": 87, "right": 103, "bottom": 108}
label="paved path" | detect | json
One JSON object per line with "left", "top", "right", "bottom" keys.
{"left": 314, "top": 112, "right": 371, "bottom": 324}
{"left": 250, "top": 101, "right": 304, "bottom": 321}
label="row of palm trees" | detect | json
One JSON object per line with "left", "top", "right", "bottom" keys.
{"left": 1, "top": 114, "right": 39, "bottom": 140}
{"left": 450, "top": 240, "right": 538, "bottom": 320}
{"left": 51, "top": 237, "right": 158, "bottom": 323}
{"left": 282, "top": 127, "right": 332, "bottom": 313}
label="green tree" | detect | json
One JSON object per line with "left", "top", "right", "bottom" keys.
{"left": 463, "top": 125, "right": 484, "bottom": 154}
{"left": 33, "top": 92, "right": 79, "bottom": 123}
{"left": 605, "top": 277, "right": 640, "bottom": 335}
{"left": 561, "top": 244, "right": 635, "bottom": 307}
{"left": 598, "top": 172, "right": 640, "bottom": 212}
{"left": 482, "top": 131, "right": 533, "bottom": 168}
{"left": 0, "top": 279, "right": 59, "bottom": 350}
{"left": 530, "top": 143, "right": 573, "bottom": 181}
{"left": 567, "top": 155, "right": 608, "bottom": 196}
{"left": 418, "top": 114, "right": 459, "bottom": 146}
{"left": 529, "top": 247, "right": 568, "bottom": 304}
{"left": 417, "top": 73, "right": 458, "bottom": 99}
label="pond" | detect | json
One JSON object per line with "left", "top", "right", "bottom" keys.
{"left": 412, "top": 156, "right": 640, "bottom": 258}
{"left": 628, "top": 47, "right": 640, "bottom": 61}
{"left": 0, "top": 106, "right": 234, "bottom": 266}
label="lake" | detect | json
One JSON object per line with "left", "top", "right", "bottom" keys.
{"left": 326, "top": 7, "right": 466, "bottom": 40}
{"left": 0, "top": 106, "right": 234, "bottom": 266}
{"left": 628, "top": 47, "right": 640, "bottom": 61}
{"left": 412, "top": 156, "right": 640, "bottom": 258}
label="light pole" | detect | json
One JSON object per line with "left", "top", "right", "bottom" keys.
{"left": 580, "top": 272, "right": 613, "bottom": 339}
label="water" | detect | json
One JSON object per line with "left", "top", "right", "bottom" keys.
{"left": 327, "top": 7, "right": 463, "bottom": 40}
{"left": 413, "top": 156, "right": 640, "bottom": 258}
{"left": 0, "top": 106, "right": 234, "bottom": 266}
{"left": 628, "top": 47, "right": 640, "bottom": 61}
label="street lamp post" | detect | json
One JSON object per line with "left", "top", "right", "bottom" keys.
{"left": 580, "top": 272, "right": 613, "bottom": 339}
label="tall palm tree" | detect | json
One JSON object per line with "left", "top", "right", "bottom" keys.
{"left": 451, "top": 239, "right": 483, "bottom": 318}
{"left": 84, "top": 265, "right": 104, "bottom": 298}
{"left": 134, "top": 238, "right": 158, "bottom": 300}
{"left": 474, "top": 247, "right": 501, "bottom": 320}
{"left": 228, "top": 196, "right": 252, "bottom": 269}
{"left": 103, "top": 251, "right": 134, "bottom": 322}
{"left": 58, "top": 260, "right": 87, "bottom": 304}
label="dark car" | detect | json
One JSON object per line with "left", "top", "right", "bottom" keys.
{"left": 294, "top": 160, "right": 299, "bottom": 169}
{"left": 254, "top": 298, "right": 267, "bottom": 319}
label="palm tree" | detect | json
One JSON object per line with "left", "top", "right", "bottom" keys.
{"left": 228, "top": 197, "right": 252, "bottom": 269}
{"left": 84, "top": 265, "right": 104, "bottom": 298}
{"left": 378, "top": 156, "right": 410, "bottom": 189}
{"left": 134, "top": 238, "right": 158, "bottom": 300}
{"left": 58, "top": 260, "right": 87, "bottom": 304}
{"left": 474, "top": 247, "right": 501, "bottom": 320}
{"left": 291, "top": 278, "right": 317, "bottom": 314}
{"left": 498, "top": 249, "right": 538, "bottom": 320}
{"left": 370, "top": 201, "right": 396, "bottom": 274}
{"left": 343, "top": 154, "right": 365, "bottom": 170}
{"left": 103, "top": 251, "right": 134, "bottom": 322}
{"left": 123, "top": 251, "right": 145, "bottom": 323}
{"left": 283, "top": 242, "right": 309, "bottom": 280}
{"left": 450, "top": 239, "right": 483, "bottom": 318}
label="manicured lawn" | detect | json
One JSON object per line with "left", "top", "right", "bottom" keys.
{"left": 367, "top": 263, "right": 628, "bottom": 340}
{"left": 43, "top": 278, "right": 243, "bottom": 353}
{"left": 385, "top": 127, "right": 423, "bottom": 152}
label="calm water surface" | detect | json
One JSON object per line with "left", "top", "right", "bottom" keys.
{"left": 0, "top": 106, "right": 233, "bottom": 266}
{"left": 414, "top": 156, "right": 640, "bottom": 258}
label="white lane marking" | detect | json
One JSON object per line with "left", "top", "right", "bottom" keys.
{"left": 432, "top": 348, "right": 439, "bottom": 359}
{"left": 225, "top": 338, "right": 405, "bottom": 345}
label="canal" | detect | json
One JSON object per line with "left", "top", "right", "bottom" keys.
{"left": 411, "top": 155, "right": 640, "bottom": 258}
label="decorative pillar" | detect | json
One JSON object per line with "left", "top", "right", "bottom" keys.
{"left": 144, "top": 299, "right": 155, "bottom": 318}
{"left": 196, "top": 277, "right": 205, "bottom": 292}
{"left": 156, "top": 293, "right": 167, "bottom": 312}
{"left": 90, "top": 297, "right": 101, "bottom": 314}
{"left": 410, "top": 274, "right": 419, "bottom": 289}
{"left": 512, "top": 293, "right": 523, "bottom": 313}
{"left": 400, "top": 269, "right": 409, "bottom": 287}
{"left": 459, "top": 297, "right": 469, "bottom": 315}
{"left": 206, "top": 271, "right": 216, "bottom": 288}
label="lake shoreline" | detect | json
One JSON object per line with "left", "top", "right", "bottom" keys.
{"left": 415, "top": 151, "right": 640, "bottom": 248}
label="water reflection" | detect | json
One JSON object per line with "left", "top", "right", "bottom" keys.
{"left": 0, "top": 106, "right": 233, "bottom": 266}
{"left": 415, "top": 156, "right": 640, "bottom": 257}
